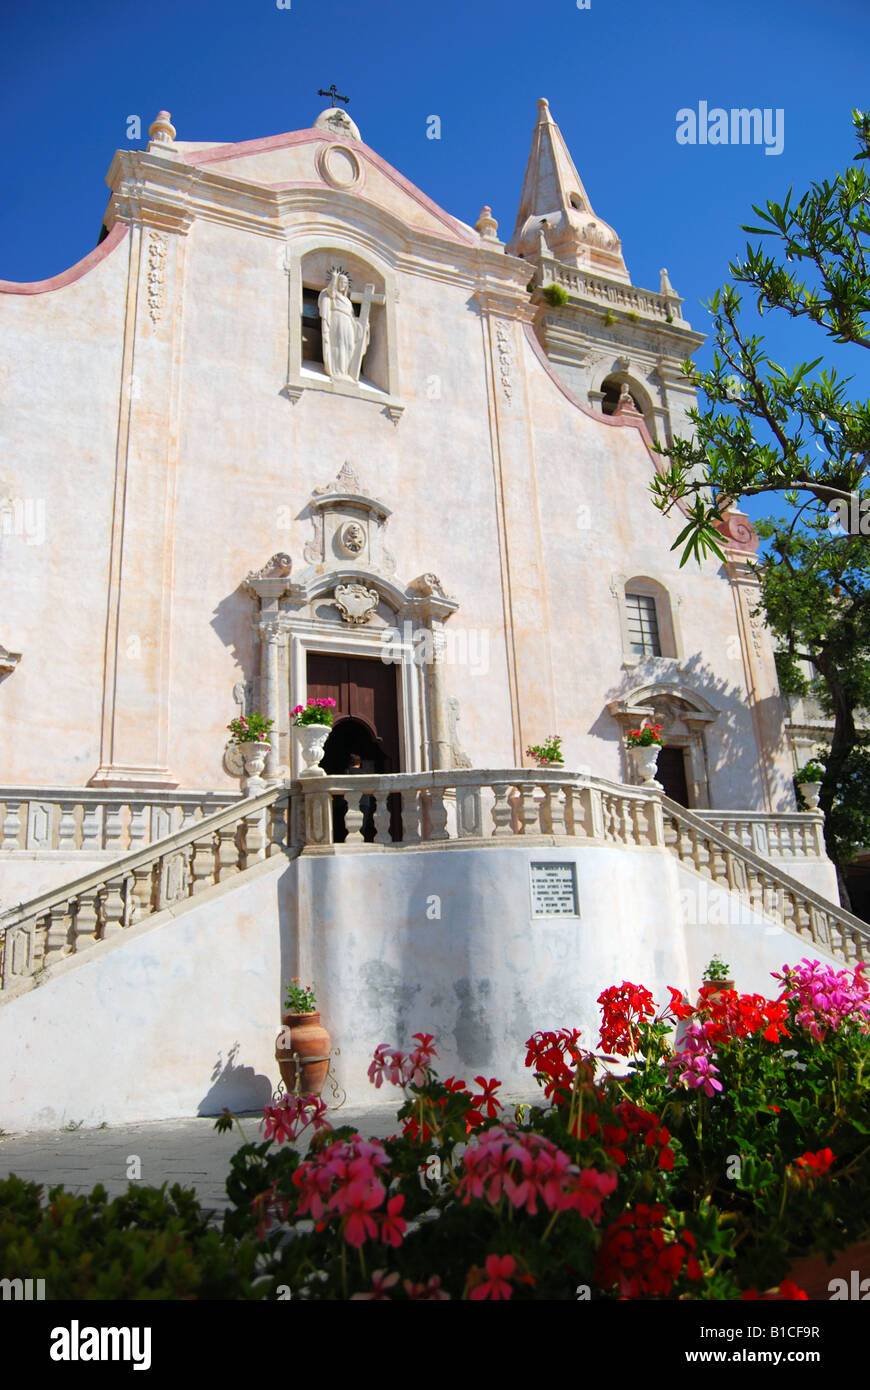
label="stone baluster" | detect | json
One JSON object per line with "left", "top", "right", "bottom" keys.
{"left": 515, "top": 783, "right": 539, "bottom": 836}
{"left": 45, "top": 903, "right": 71, "bottom": 959}
{"left": 2, "top": 799, "right": 21, "bottom": 850}
{"left": 268, "top": 798, "right": 288, "bottom": 855}
{"left": 190, "top": 833, "right": 218, "bottom": 892}
{"left": 424, "top": 787, "right": 450, "bottom": 841}
{"left": 561, "top": 785, "right": 577, "bottom": 836}
{"left": 578, "top": 786, "right": 605, "bottom": 840}
{"left": 81, "top": 804, "right": 102, "bottom": 851}
{"left": 344, "top": 799, "right": 365, "bottom": 843}
{"left": 102, "top": 875, "right": 130, "bottom": 936}
{"left": 400, "top": 787, "right": 421, "bottom": 844}
{"left": 373, "top": 796, "right": 392, "bottom": 846}
{"left": 242, "top": 808, "right": 267, "bottom": 866}
{"left": 128, "top": 801, "right": 149, "bottom": 851}
{"left": 131, "top": 862, "right": 155, "bottom": 920}
{"left": 490, "top": 783, "right": 515, "bottom": 838}
{"left": 179, "top": 802, "right": 199, "bottom": 836}
{"left": 103, "top": 800, "right": 126, "bottom": 852}
{"left": 73, "top": 888, "right": 102, "bottom": 949}
{"left": 544, "top": 785, "right": 566, "bottom": 837}
{"left": 780, "top": 889, "right": 797, "bottom": 939}
{"left": 216, "top": 822, "right": 241, "bottom": 879}
{"left": 58, "top": 801, "right": 78, "bottom": 850}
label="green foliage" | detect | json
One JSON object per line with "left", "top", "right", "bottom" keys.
{"left": 0, "top": 1178, "right": 264, "bottom": 1299}
{"left": 284, "top": 978, "right": 317, "bottom": 1013}
{"left": 541, "top": 282, "right": 568, "bottom": 306}
{"left": 602, "top": 310, "right": 617, "bottom": 326}
{"left": 650, "top": 108, "right": 870, "bottom": 565}
{"left": 795, "top": 760, "right": 826, "bottom": 785}
{"left": 227, "top": 712, "right": 273, "bottom": 744}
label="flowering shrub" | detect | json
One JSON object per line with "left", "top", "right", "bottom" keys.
{"left": 211, "top": 956, "right": 870, "bottom": 1299}
{"left": 292, "top": 697, "right": 337, "bottom": 727}
{"left": 625, "top": 722, "right": 663, "bottom": 748}
{"left": 227, "top": 712, "right": 273, "bottom": 744}
{"left": 284, "top": 978, "right": 317, "bottom": 1013}
{"left": 525, "top": 734, "right": 564, "bottom": 766}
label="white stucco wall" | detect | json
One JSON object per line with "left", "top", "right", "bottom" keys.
{"left": 0, "top": 845, "right": 844, "bottom": 1133}
{"left": 0, "top": 123, "right": 794, "bottom": 813}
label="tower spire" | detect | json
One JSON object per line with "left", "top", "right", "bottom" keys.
{"left": 508, "top": 98, "right": 629, "bottom": 282}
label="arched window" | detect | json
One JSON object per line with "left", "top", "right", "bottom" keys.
{"left": 625, "top": 591, "right": 661, "bottom": 657}
{"left": 613, "top": 575, "right": 681, "bottom": 667}
{"left": 601, "top": 375, "right": 643, "bottom": 417}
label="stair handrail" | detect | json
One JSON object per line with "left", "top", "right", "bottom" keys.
{"left": 661, "top": 796, "right": 870, "bottom": 960}
{"left": 0, "top": 784, "right": 288, "bottom": 932}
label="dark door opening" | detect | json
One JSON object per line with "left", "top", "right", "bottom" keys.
{"left": 306, "top": 653, "right": 402, "bottom": 840}
{"left": 657, "top": 746, "right": 690, "bottom": 807}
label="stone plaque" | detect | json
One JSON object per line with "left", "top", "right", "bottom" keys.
{"left": 530, "top": 861, "right": 579, "bottom": 918}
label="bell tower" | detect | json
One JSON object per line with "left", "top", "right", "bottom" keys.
{"left": 508, "top": 98, "right": 705, "bottom": 445}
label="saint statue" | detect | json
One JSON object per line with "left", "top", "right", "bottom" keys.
{"left": 318, "top": 271, "right": 371, "bottom": 382}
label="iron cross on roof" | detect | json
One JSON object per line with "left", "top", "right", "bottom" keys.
{"left": 318, "top": 85, "right": 349, "bottom": 107}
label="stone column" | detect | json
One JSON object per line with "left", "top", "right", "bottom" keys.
{"left": 427, "top": 623, "right": 452, "bottom": 771}
{"left": 405, "top": 576, "right": 459, "bottom": 772}
{"left": 259, "top": 620, "right": 283, "bottom": 784}
{"left": 244, "top": 556, "right": 293, "bottom": 786}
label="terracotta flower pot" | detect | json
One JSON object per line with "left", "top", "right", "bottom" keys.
{"left": 275, "top": 1010, "right": 331, "bottom": 1097}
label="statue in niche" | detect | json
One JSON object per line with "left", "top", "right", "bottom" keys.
{"left": 318, "top": 270, "right": 371, "bottom": 382}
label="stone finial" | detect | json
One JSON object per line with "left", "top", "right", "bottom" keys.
{"left": 660, "top": 267, "right": 677, "bottom": 298}
{"left": 475, "top": 205, "right": 499, "bottom": 240}
{"left": 148, "top": 111, "right": 176, "bottom": 146}
{"left": 314, "top": 107, "right": 361, "bottom": 141}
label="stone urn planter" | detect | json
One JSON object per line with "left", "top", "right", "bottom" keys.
{"left": 293, "top": 723, "right": 331, "bottom": 778}
{"left": 239, "top": 740, "right": 270, "bottom": 792}
{"left": 631, "top": 744, "right": 662, "bottom": 787}
{"left": 275, "top": 1010, "right": 332, "bottom": 1098}
{"left": 800, "top": 781, "right": 822, "bottom": 810}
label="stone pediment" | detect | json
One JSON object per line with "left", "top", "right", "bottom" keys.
{"left": 175, "top": 131, "right": 476, "bottom": 247}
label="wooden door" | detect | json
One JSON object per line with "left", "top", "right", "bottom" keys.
{"left": 306, "top": 654, "right": 401, "bottom": 771}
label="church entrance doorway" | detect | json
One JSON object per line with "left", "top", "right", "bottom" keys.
{"left": 307, "top": 653, "right": 401, "bottom": 771}
{"left": 657, "top": 746, "right": 690, "bottom": 807}
{"left": 307, "top": 653, "right": 402, "bottom": 840}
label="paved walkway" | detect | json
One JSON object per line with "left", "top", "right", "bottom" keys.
{"left": 0, "top": 1104, "right": 402, "bottom": 1215}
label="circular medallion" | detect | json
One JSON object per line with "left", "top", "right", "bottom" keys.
{"left": 316, "top": 143, "right": 363, "bottom": 191}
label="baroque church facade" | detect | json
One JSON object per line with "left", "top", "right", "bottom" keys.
{"left": 1, "top": 98, "right": 792, "bottom": 811}
{"left": 1, "top": 99, "right": 861, "bottom": 1130}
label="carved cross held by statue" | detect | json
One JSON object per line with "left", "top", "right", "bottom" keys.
{"left": 348, "top": 283, "right": 375, "bottom": 381}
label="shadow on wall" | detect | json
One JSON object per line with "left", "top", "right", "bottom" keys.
{"left": 197, "top": 1042, "right": 273, "bottom": 1117}
{"left": 598, "top": 651, "right": 793, "bottom": 811}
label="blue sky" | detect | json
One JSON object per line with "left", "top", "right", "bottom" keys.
{"left": 1, "top": 0, "right": 867, "bottom": 531}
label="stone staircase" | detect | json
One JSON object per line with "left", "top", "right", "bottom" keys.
{"left": 2, "top": 772, "right": 867, "bottom": 1001}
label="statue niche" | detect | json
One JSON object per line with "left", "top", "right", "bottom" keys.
{"left": 318, "top": 269, "right": 372, "bottom": 383}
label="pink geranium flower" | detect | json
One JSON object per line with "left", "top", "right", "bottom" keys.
{"left": 470, "top": 1254, "right": 516, "bottom": 1300}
